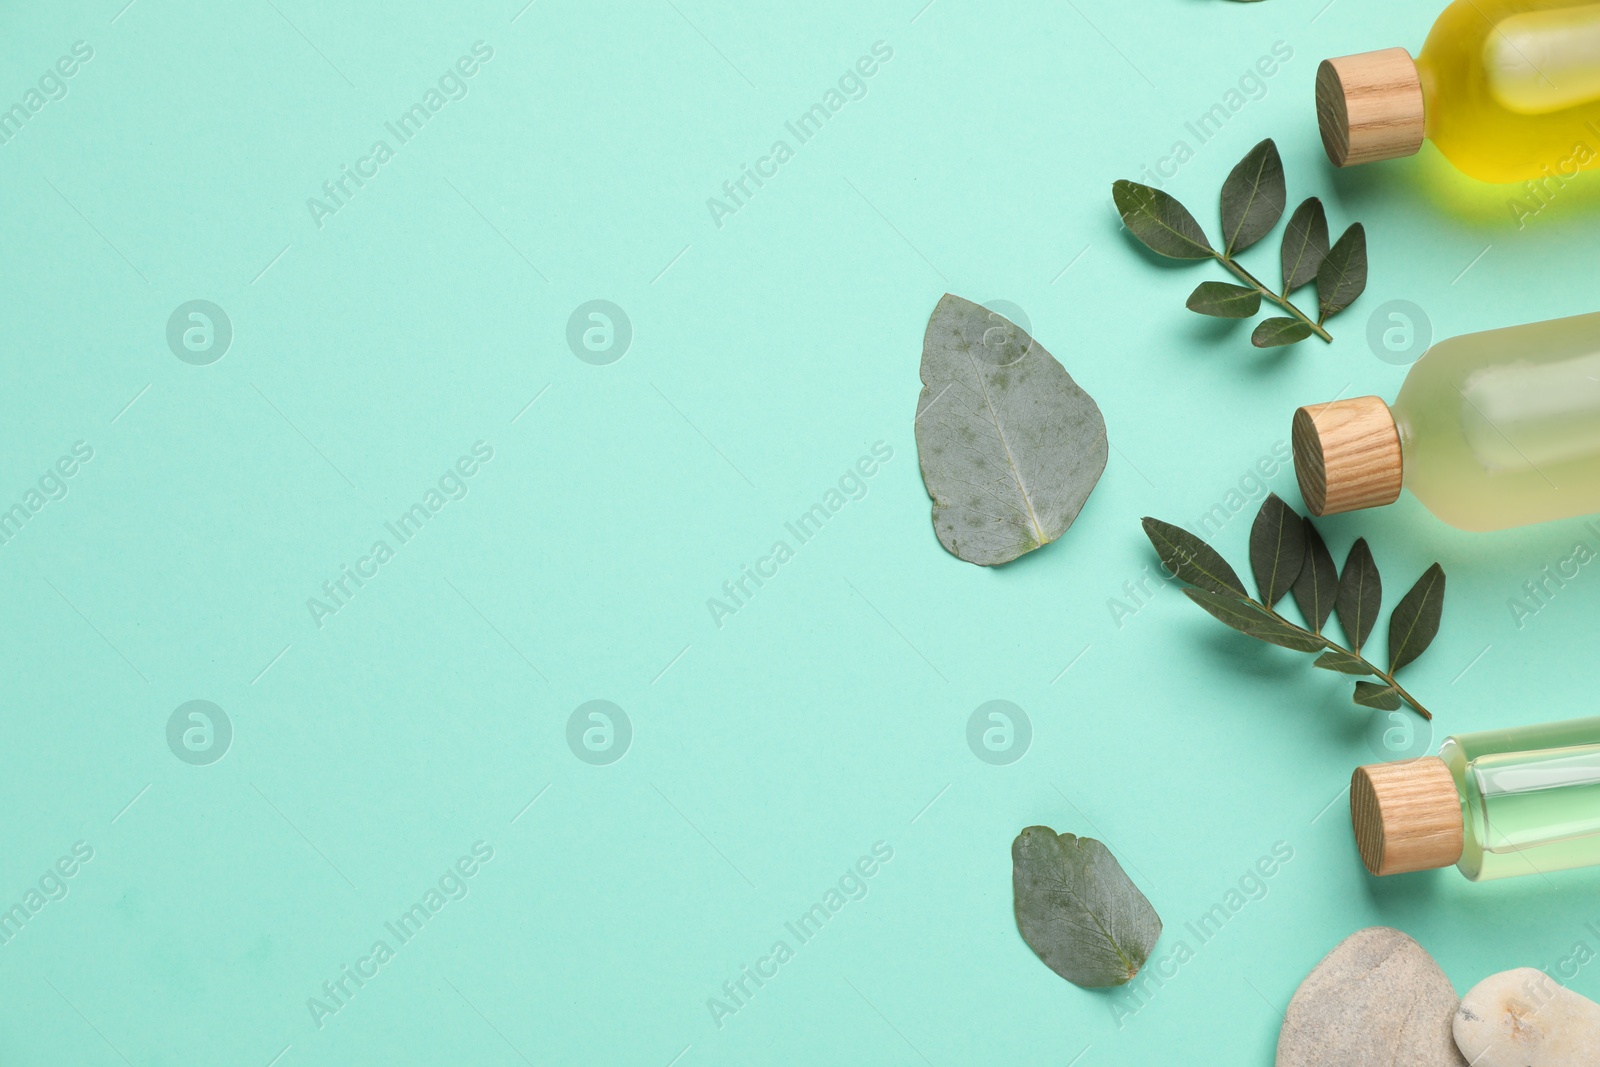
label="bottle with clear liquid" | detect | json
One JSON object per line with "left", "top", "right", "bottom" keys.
{"left": 1292, "top": 310, "right": 1600, "bottom": 531}
{"left": 1353, "top": 715, "right": 1600, "bottom": 879}
{"left": 1317, "top": 0, "right": 1600, "bottom": 182}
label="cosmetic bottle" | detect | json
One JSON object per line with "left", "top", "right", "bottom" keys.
{"left": 1292, "top": 310, "right": 1600, "bottom": 531}
{"left": 1317, "top": 0, "right": 1600, "bottom": 182}
{"left": 1353, "top": 716, "right": 1600, "bottom": 879}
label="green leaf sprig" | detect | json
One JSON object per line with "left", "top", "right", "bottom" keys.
{"left": 1142, "top": 494, "right": 1444, "bottom": 719}
{"left": 1113, "top": 139, "right": 1368, "bottom": 348}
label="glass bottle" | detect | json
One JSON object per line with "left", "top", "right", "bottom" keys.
{"left": 1292, "top": 310, "right": 1600, "bottom": 531}
{"left": 1316, "top": 0, "right": 1600, "bottom": 182}
{"left": 1353, "top": 715, "right": 1600, "bottom": 879}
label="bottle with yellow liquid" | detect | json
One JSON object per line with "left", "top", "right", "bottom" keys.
{"left": 1317, "top": 0, "right": 1600, "bottom": 182}
{"left": 1292, "top": 310, "right": 1600, "bottom": 531}
{"left": 1353, "top": 715, "right": 1600, "bottom": 879}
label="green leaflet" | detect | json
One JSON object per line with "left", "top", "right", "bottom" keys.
{"left": 1336, "top": 539, "right": 1381, "bottom": 654}
{"left": 1353, "top": 681, "right": 1403, "bottom": 710}
{"left": 1251, "top": 317, "right": 1314, "bottom": 348}
{"left": 1389, "top": 564, "right": 1446, "bottom": 672}
{"left": 1250, "top": 493, "right": 1306, "bottom": 606}
{"left": 1292, "top": 519, "right": 1338, "bottom": 633}
{"left": 1220, "top": 139, "right": 1285, "bottom": 255}
{"left": 1312, "top": 650, "right": 1371, "bottom": 675}
{"left": 1141, "top": 517, "right": 1247, "bottom": 597}
{"left": 1187, "top": 281, "right": 1261, "bottom": 318}
{"left": 1113, "top": 180, "right": 1212, "bottom": 259}
{"left": 1280, "top": 197, "right": 1329, "bottom": 294}
{"left": 1181, "top": 588, "right": 1324, "bottom": 652}
{"left": 1317, "top": 224, "right": 1368, "bottom": 321}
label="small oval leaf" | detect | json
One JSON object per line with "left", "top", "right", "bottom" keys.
{"left": 1313, "top": 650, "right": 1372, "bottom": 675}
{"left": 1186, "top": 281, "right": 1262, "bottom": 318}
{"left": 1353, "top": 680, "right": 1403, "bottom": 710}
{"left": 1221, "top": 139, "right": 1286, "bottom": 255}
{"left": 1013, "top": 827, "right": 1162, "bottom": 988}
{"left": 1388, "top": 563, "right": 1446, "bottom": 672}
{"left": 1250, "top": 493, "right": 1307, "bottom": 606}
{"left": 1280, "top": 197, "right": 1330, "bottom": 293}
{"left": 1252, "top": 317, "right": 1314, "bottom": 348}
{"left": 1181, "top": 588, "right": 1325, "bottom": 652}
{"left": 1336, "top": 539, "right": 1382, "bottom": 654}
{"left": 1317, "top": 223, "right": 1368, "bottom": 320}
{"left": 1141, "top": 517, "right": 1247, "bottom": 597}
{"left": 1292, "top": 519, "right": 1338, "bottom": 633}
{"left": 1113, "top": 180, "right": 1213, "bottom": 260}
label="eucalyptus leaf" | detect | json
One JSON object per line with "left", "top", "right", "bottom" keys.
{"left": 1251, "top": 317, "right": 1313, "bottom": 348}
{"left": 1141, "top": 517, "right": 1247, "bottom": 597}
{"left": 1181, "top": 587, "right": 1325, "bottom": 652}
{"left": 1388, "top": 564, "right": 1446, "bottom": 672}
{"left": 1221, "top": 139, "right": 1286, "bottom": 255}
{"left": 1336, "top": 539, "right": 1381, "bottom": 654}
{"left": 1353, "top": 680, "right": 1403, "bottom": 710}
{"left": 915, "top": 294, "right": 1108, "bottom": 566}
{"left": 1186, "top": 281, "right": 1261, "bottom": 318}
{"left": 1249, "top": 493, "right": 1306, "bottom": 607}
{"left": 1291, "top": 519, "right": 1338, "bottom": 633}
{"left": 1316, "top": 223, "right": 1368, "bottom": 320}
{"left": 1012, "top": 826, "right": 1162, "bottom": 988}
{"left": 1313, "top": 650, "right": 1372, "bottom": 675}
{"left": 1113, "top": 180, "right": 1213, "bottom": 260}
{"left": 1279, "top": 197, "right": 1329, "bottom": 293}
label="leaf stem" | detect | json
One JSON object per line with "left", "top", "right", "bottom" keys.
{"left": 1254, "top": 602, "right": 1432, "bottom": 720}
{"left": 1211, "top": 253, "right": 1333, "bottom": 343}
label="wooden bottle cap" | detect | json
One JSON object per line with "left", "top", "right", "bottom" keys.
{"left": 1292, "top": 396, "right": 1403, "bottom": 516}
{"left": 1351, "top": 757, "right": 1464, "bottom": 876}
{"left": 1316, "top": 48, "right": 1426, "bottom": 166}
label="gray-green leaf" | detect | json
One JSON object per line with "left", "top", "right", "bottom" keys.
{"left": 1141, "top": 517, "right": 1247, "bottom": 597}
{"left": 1251, "top": 317, "right": 1313, "bottom": 348}
{"left": 1313, "top": 650, "right": 1372, "bottom": 675}
{"left": 1221, "top": 139, "right": 1286, "bottom": 255}
{"left": 1280, "top": 197, "right": 1329, "bottom": 293}
{"left": 1113, "top": 180, "right": 1213, "bottom": 260}
{"left": 1181, "top": 587, "right": 1325, "bottom": 652}
{"left": 1250, "top": 493, "right": 1306, "bottom": 607}
{"left": 1316, "top": 223, "right": 1367, "bottom": 320}
{"left": 1186, "top": 281, "right": 1261, "bottom": 318}
{"left": 1292, "top": 519, "right": 1338, "bottom": 633}
{"left": 915, "top": 294, "right": 1108, "bottom": 566}
{"left": 1388, "top": 563, "right": 1446, "bottom": 672}
{"left": 1336, "top": 538, "right": 1382, "bottom": 654}
{"left": 1353, "top": 681, "right": 1403, "bottom": 710}
{"left": 1012, "top": 826, "right": 1162, "bottom": 988}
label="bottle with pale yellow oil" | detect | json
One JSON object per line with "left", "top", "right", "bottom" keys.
{"left": 1354, "top": 715, "right": 1600, "bottom": 879}
{"left": 1292, "top": 310, "right": 1600, "bottom": 531}
{"left": 1317, "top": 0, "right": 1600, "bottom": 182}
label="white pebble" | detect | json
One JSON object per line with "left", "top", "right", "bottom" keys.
{"left": 1454, "top": 967, "right": 1600, "bottom": 1066}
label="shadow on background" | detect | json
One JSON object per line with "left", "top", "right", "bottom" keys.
{"left": 1327, "top": 143, "right": 1600, "bottom": 233}
{"left": 1363, "top": 856, "right": 1600, "bottom": 934}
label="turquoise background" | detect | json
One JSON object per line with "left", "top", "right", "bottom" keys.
{"left": 4, "top": 0, "right": 1600, "bottom": 1063}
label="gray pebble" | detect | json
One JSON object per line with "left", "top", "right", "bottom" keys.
{"left": 1277, "top": 926, "right": 1466, "bottom": 1066}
